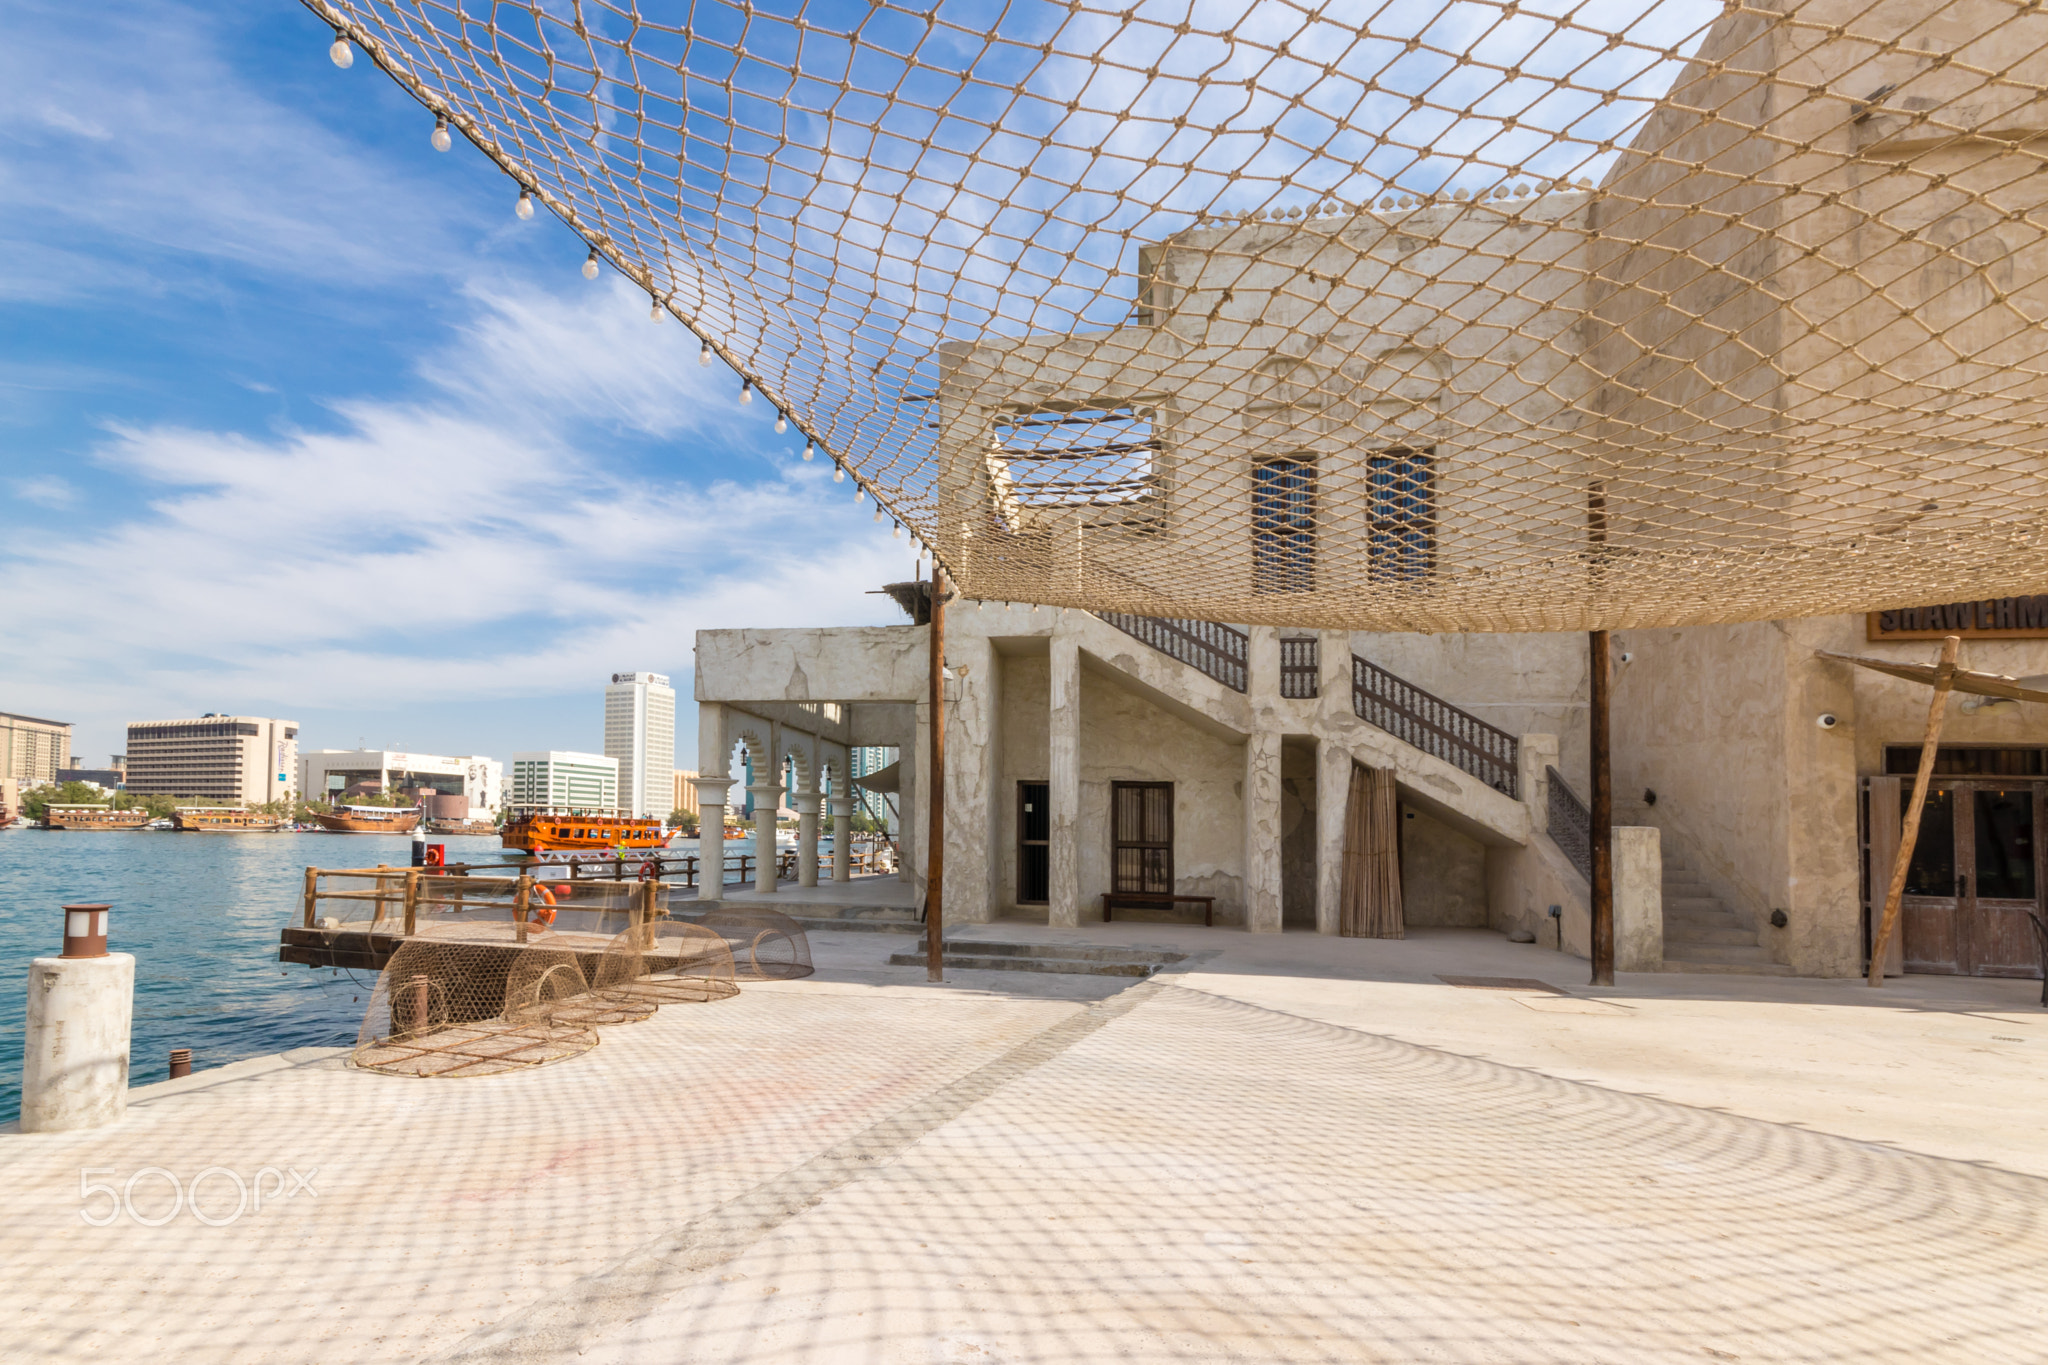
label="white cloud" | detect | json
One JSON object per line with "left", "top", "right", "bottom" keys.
{"left": 0, "top": 277, "right": 910, "bottom": 743}
{"left": 9, "top": 475, "right": 76, "bottom": 507}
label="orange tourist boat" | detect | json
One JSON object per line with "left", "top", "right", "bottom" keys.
{"left": 501, "top": 811, "right": 670, "bottom": 852}
{"left": 312, "top": 804, "right": 422, "bottom": 833}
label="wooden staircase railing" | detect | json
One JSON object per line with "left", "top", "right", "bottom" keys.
{"left": 1351, "top": 655, "right": 1521, "bottom": 798}
{"left": 1545, "top": 765, "right": 1592, "bottom": 878}
{"left": 1095, "top": 612, "right": 1249, "bottom": 692}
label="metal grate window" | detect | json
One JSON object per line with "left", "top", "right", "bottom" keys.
{"left": 1252, "top": 456, "right": 1316, "bottom": 593}
{"left": 1368, "top": 448, "right": 1436, "bottom": 583}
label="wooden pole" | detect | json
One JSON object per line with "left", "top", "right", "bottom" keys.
{"left": 926, "top": 566, "right": 948, "bottom": 982}
{"left": 1869, "top": 634, "right": 1961, "bottom": 986}
{"left": 1589, "top": 629, "right": 1614, "bottom": 986}
{"left": 402, "top": 869, "right": 421, "bottom": 937}
{"left": 513, "top": 872, "right": 532, "bottom": 945}
{"left": 301, "top": 866, "right": 319, "bottom": 929}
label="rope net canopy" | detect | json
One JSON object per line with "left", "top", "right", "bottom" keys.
{"left": 312, "top": 0, "right": 2048, "bottom": 631}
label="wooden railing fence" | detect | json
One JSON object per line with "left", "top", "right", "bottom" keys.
{"left": 1351, "top": 656, "right": 1521, "bottom": 797}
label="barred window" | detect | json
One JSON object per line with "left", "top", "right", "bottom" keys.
{"left": 1369, "top": 448, "right": 1436, "bottom": 582}
{"left": 1252, "top": 456, "right": 1316, "bottom": 594}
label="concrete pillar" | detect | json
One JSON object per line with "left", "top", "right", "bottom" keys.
{"left": 1243, "top": 731, "right": 1283, "bottom": 932}
{"left": 691, "top": 776, "right": 732, "bottom": 904}
{"left": 21, "top": 950, "right": 135, "bottom": 1133}
{"left": 1521, "top": 733, "right": 1560, "bottom": 833}
{"left": 795, "top": 786, "right": 821, "bottom": 888}
{"left": 748, "top": 782, "right": 783, "bottom": 892}
{"left": 1246, "top": 626, "right": 1281, "bottom": 705}
{"left": 829, "top": 795, "right": 852, "bottom": 882}
{"left": 1613, "top": 825, "right": 1664, "bottom": 972}
{"left": 1048, "top": 633, "right": 1082, "bottom": 927}
{"left": 1314, "top": 738, "right": 1351, "bottom": 936}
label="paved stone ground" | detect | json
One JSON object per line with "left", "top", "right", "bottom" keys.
{"left": 0, "top": 927, "right": 2042, "bottom": 1363}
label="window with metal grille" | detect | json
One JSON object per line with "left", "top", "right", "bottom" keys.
{"left": 993, "top": 404, "right": 1159, "bottom": 506}
{"left": 1252, "top": 456, "right": 1316, "bottom": 593}
{"left": 1111, "top": 781, "right": 1174, "bottom": 894}
{"left": 1369, "top": 448, "right": 1436, "bottom": 582}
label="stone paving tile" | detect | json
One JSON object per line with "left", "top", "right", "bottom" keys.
{"left": 575, "top": 984, "right": 2048, "bottom": 1365}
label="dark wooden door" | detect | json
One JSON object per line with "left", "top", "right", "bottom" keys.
{"left": 1017, "top": 781, "right": 1049, "bottom": 905}
{"left": 1896, "top": 780, "right": 2044, "bottom": 978}
{"left": 1112, "top": 782, "right": 1173, "bottom": 894}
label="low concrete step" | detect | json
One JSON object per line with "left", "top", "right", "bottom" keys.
{"left": 1656, "top": 957, "right": 1800, "bottom": 977}
{"left": 1663, "top": 924, "right": 1760, "bottom": 947}
{"left": 682, "top": 913, "right": 922, "bottom": 935}
{"left": 1665, "top": 941, "right": 1781, "bottom": 967}
{"left": 936, "top": 941, "right": 1187, "bottom": 967}
{"left": 889, "top": 950, "right": 1160, "bottom": 977}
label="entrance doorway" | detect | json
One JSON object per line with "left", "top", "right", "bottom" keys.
{"left": 1112, "top": 781, "right": 1174, "bottom": 894}
{"left": 1017, "top": 781, "right": 1049, "bottom": 904}
{"left": 1866, "top": 775, "right": 2044, "bottom": 977}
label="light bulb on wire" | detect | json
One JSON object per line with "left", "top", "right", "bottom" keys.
{"left": 431, "top": 114, "right": 451, "bottom": 152}
{"left": 874, "top": 505, "right": 884, "bottom": 523}
{"left": 891, "top": 520, "right": 902, "bottom": 538}
{"left": 515, "top": 187, "right": 535, "bottom": 220}
{"left": 856, "top": 486, "right": 865, "bottom": 503}
{"left": 582, "top": 247, "right": 599, "bottom": 280}
{"left": 832, "top": 463, "right": 844, "bottom": 483}
{"left": 698, "top": 341, "right": 711, "bottom": 366}
{"left": 329, "top": 31, "right": 354, "bottom": 68}
{"left": 774, "top": 411, "right": 787, "bottom": 435}
{"left": 739, "top": 380, "right": 754, "bottom": 405}
{"left": 650, "top": 297, "right": 665, "bottom": 323}
{"left": 802, "top": 440, "right": 815, "bottom": 462}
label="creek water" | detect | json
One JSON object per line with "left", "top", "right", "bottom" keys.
{"left": 0, "top": 827, "right": 609, "bottom": 1123}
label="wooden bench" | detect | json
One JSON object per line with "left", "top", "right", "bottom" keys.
{"left": 1102, "top": 892, "right": 1214, "bottom": 927}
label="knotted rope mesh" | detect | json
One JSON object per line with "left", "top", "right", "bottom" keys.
{"left": 310, "top": 0, "right": 2048, "bottom": 630}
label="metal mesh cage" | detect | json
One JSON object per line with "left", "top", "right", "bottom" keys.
{"left": 352, "top": 924, "right": 600, "bottom": 1077}
{"left": 699, "top": 908, "right": 815, "bottom": 981}
{"left": 596, "top": 920, "right": 743, "bottom": 1005}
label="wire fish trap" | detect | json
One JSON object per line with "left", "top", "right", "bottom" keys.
{"left": 596, "top": 921, "right": 740, "bottom": 1005}
{"left": 698, "top": 908, "right": 814, "bottom": 981}
{"left": 352, "top": 924, "right": 598, "bottom": 1078}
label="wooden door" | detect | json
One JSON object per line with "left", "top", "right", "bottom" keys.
{"left": 1017, "top": 781, "right": 1049, "bottom": 905}
{"left": 1898, "top": 783, "right": 1964, "bottom": 974}
{"left": 1111, "top": 782, "right": 1173, "bottom": 894}
{"left": 1961, "top": 783, "right": 2043, "bottom": 978}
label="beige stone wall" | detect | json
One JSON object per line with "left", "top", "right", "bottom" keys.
{"left": 1399, "top": 805, "right": 1489, "bottom": 928}
{"left": 1354, "top": 631, "right": 1590, "bottom": 792}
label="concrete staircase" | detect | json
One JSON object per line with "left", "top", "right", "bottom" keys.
{"left": 889, "top": 941, "right": 1187, "bottom": 977}
{"left": 1658, "top": 853, "right": 1794, "bottom": 976}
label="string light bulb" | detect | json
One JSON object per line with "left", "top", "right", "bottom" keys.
{"left": 582, "top": 247, "right": 599, "bottom": 279}
{"left": 650, "top": 297, "right": 664, "bottom": 322}
{"left": 856, "top": 486, "right": 865, "bottom": 502}
{"left": 774, "top": 411, "right": 787, "bottom": 434}
{"left": 891, "top": 520, "right": 902, "bottom": 537}
{"left": 698, "top": 340, "right": 711, "bottom": 366}
{"left": 329, "top": 31, "right": 354, "bottom": 68}
{"left": 431, "top": 114, "right": 451, "bottom": 152}
{"left": 874, "top": 505, "right": 884, "bottom": 523}
{"left": 832, "top": 463, "right": 844, "bottom": 483}
{"left": 515, "top": 187, "right": 535, "bottom": 220}
{"left": 802, "top": 440, "right": 815, "bottom": 461}
{"left": 739, "top": 380, "right": 754, "bottom": 405}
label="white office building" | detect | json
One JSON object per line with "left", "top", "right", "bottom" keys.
{"left": 603, "top": 671, "right": 676, "bottom": 819}
{"left": 296, "top": 750, "right": 502, "bottom": 816}
{"left": 510, "top": 751, "right": 619, "bottom": 815}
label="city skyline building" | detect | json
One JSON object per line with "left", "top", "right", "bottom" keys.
{"left": 671, "top": 768, "right": 698, "bottom": 821}
{"left": 603, "top": 671, "right": 675, "bottom": 819}
{"left": 1, "top": 712, "right": 72, "bottom": 789}
{"left": 509, "top": 751, "right": 619, "bottom": 815}
{"left": 124, "top": 715, "right": 297, "bottom": 805}
{"left": 297, "top": 749, "right": 502, "bottom": 816}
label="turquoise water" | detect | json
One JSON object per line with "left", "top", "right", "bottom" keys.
{"left": 0, "top": 827, "right": 515, "bottom": 1123}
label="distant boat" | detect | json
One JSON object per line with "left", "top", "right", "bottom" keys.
{"left": 425, "top": 817, "right": 498, "bottom": 837}
{"left": 173, "top": 807, "right": 289, "bottom": 833}
{"left": 42, "top": 804, "right": 150, "bottom": 831}
{"left": 501, "top": 811, "right": 670, "bottom": 852}
{"left": 312, "top": 805, "right": 422, "bottom": 833}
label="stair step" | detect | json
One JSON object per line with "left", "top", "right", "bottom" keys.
{"left": 782, "top": 916, "right": 923, "bottom": 935}
{"left": 933, "top": 941, "right": 1188, "bottom": 967}
{"left": 1656, "top": 958, "right": 1800, "bottom": 977}
{"left": 888, "top": 950, "right": 1161, "bottom": 977}
{"left": 1661, "top": 924, "right": 1759, "bottom": 947}
{"left": 1664, "top": 941, "right": 1779, "bottom": 966}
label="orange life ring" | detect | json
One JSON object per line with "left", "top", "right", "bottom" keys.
{"left": 531, "top": 885, "right": 558, "bottom": 927}
{"left": 637, "top": 861, "right": 657, "bottom": 882}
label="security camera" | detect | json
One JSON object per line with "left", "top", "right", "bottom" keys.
{"left": 1817, "top": 713, "right": 1839, "bottom": 729}
{"left": 1617, "top": 651, "right": 1635, "bottom": 664}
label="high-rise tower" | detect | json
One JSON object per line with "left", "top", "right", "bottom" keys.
{"left": 603, "top": 672, "right": 675, "bottom": 819}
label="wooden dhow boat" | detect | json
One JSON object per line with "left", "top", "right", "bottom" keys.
{"left": 501, "top": 811, "right": 670, "bottom": 852}
{"left": 173, "top": 807, "right": 288, "bottom": 832}
{"left": 312, "top": 804, "right": 422, "bottom": 833}
{"left": 42, "top": 804, "right": 151, "bottom": 831}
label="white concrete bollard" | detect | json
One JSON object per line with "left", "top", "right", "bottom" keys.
{"left": 20, "top": 904, "right": 135, "bottom": 1134}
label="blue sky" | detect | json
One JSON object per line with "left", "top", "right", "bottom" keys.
{"left": 0, "top": 1, "right": 916, "bottom": 775}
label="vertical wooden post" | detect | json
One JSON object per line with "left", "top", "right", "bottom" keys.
{"left": 1870, "top": 635, "right": 1962, "bottom": 986}
{"left": 1589, "top": 629, "right": 1614, "bottom": 987}
{"left": 926, "top": 566, "right": 948, "bottom": 982}
{"left": 402, "top": 869, "right": 421, "bottom": 937}
{"left": 372, "top": 866, "right": 393, "bottom": 932}
{"left": 301, "top": 866, "right": 319, "bottom": 929}
{"left": 514, "top": 872, "right": 533, "bottom": 945}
